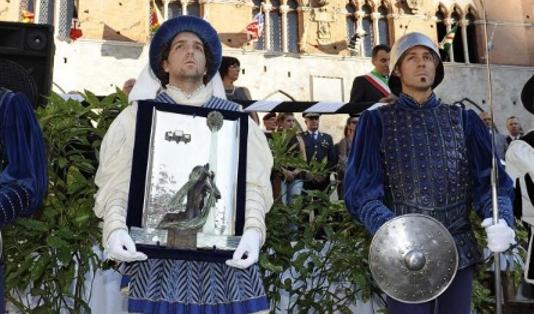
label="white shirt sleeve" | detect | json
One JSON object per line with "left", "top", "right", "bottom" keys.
{"left": 505, "top": 139, "right": 534, "bottom": 225}
{"left": 94, "top": 103, "right": 138, "bottom": 245}
{"left": 505, "top": 140, "right": 534, "bottom": 184}
{"left": 244, "top": 118, "right": 273, "bottom": 246}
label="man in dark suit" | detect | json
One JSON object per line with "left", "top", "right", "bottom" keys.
{"left": 300, "top": 112, "right": 337, "bottom": 192}
{"left": 505, "top": 116, "right": 523, "bottom": 144}
{"left": 349, "top": 44, "right": 396, "bottom": 113}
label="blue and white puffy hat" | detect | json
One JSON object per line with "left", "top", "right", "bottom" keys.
{"left": 149, "top": 16, "right": 222, "bottom": 84}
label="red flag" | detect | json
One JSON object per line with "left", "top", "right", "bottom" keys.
{"left": 245, "top": 13, "right": 264, "bottom": 41}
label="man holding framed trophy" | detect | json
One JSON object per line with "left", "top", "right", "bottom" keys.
{"left": 93, "top": 16, "right": 273, "bottom": 313}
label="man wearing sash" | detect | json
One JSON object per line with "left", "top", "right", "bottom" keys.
{"left": 348, "top": 44, "right": 395, "bottom": 112}
{"left": 94, "top": 16, "right": 273, "bottom": 313}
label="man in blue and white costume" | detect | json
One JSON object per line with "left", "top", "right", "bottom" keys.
{"left": 0, "top": 88, "right": 47, "bottom": 311}
{"left": 344, "top": 32, "right": 516, "bottom": 314}
{"left": 93, "top": 16, "right": 273, "bottom": 313}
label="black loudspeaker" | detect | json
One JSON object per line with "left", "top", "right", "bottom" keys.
{"left": 0, "top": 21, "right": 54, "bottom": 107}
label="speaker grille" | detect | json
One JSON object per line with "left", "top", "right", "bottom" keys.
{"left": 0, "top": 59, "right": 39, "bottom": 107}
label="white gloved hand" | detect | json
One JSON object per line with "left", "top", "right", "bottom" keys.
{"left": 481, "top": 218, "right": 516, "bottom": 253}
{"left": 106, "top": 229, "right": 148, "bottom": 262}
{"left": 225, "top": 229, "right": 261, "bottom": 269}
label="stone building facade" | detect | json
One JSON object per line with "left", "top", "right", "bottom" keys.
{"left": 1, "top": 0, "right": 533, "bottom": 136}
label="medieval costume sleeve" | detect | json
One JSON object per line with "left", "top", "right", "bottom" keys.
{"left": 343, "top": 109, "right": 395, "bottom": 235}
{"left": 93, "top": 103, "right": 138, "bottom": 245}
{"left": 505, "top": 132, "right": 534, "bottom": 283}
{"left": 505, "top": 136, "right": 534, "bottom": 225}
{"left": 463, "top": 109, "right": 514, "bottom": 227}
{"left": 0, "top": 91, "right": 47, "bottom": 226}
{"left": 0, "top": 90, "right": 47, "bottom": 313}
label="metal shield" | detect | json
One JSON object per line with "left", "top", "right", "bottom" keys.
{"left": 369, "top": 214, "right": 458, "bottom": 303}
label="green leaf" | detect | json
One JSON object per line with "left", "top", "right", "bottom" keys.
{"left": 19, "top": 219, "right": 49, "bottom": 232}
{"left": 259, "top": 254, "right": 283, "bottom": 273}
{"left": 47, "top": 235, "right": 71, "bottom": 249}
{"left": 30, "top": 255, "right": 50, "bottom": 282}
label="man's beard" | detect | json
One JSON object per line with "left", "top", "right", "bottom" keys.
{"left": 178, "top": 71, "right": 204, "bottom": 82}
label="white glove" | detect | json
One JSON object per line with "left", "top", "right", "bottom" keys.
{"left": 481, "top": 218, "right": 516, "bottom": 253}
{"left": 106, "top": 229, "right": 148, "bottom": 262}
{"left": 225, "top": 229, "right": 261, "bottom": 269}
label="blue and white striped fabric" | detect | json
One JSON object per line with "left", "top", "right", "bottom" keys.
{"left": 155, "top": 92, "right": 241, "bottom": 111}
{"left": 123, "top": 91, "right": 268, "bottom": 313}
{"left": 123, "top": 261, "right": 268, "bottom": 313}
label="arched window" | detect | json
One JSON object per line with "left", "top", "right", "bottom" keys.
{"left": 435, "top": 7, "right": 448, "bottom": 60}
{"left": 269, "top": 0, "right": 282, "bottom": 52}
{"left": 168, "top": 1, "right": 183, "bottom": 18}
{"left": 346, "top": 2, "right": 357, "bottom": 45}
{"left": 20, "top": 0, "right": 35, "bottom": 13}
{"left": 377, "top": 4, "right": 389, "bottom": 46}
{"left": 466, "top": 11, "right": 478, "bottom": 63}
{"left": 188, "top": 1, "right": 200, "bottom": 17}
{"left": 37, "top": 0, "right": 54, "bottom": 24}
{"left": 361, "top": 4, "right": 372, "bottom": 57}
{"left": 287, "top": 0, "right": 299, "bottom": 53}
{"left": 57, "top": 0, "right": 75, "bottom": 40}
{"left": 451, "top": 9, "right": 465, "bottom": 63}
{"left": 252, "top": 0, "right": 265, "bottom": 50}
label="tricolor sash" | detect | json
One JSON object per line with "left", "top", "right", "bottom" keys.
{"left": 363, "top": 72, "right": 390, "bottom": 97}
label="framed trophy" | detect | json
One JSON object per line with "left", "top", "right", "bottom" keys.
{"left": 126, "top": 101, "right": 248, "bottom": 261}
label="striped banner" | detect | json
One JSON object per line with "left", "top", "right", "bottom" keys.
{"left": 236, "top": 100, "right": 364, "bottom": 114}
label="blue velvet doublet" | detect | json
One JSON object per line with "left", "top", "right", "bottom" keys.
{"left": 122, "top": 92, "right": 269, "bottom": 314}
{"left": 0, "top": 88, "right": 47, "bottom": 312}
{"left": 344, "top": 93, "right": 514, "bottom": 269}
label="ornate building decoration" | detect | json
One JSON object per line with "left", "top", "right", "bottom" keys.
{"left": 406, "top": 0, "right": 425, "bottom": 14}
{"left": 311, "top": 0, "right": 336, "bottom": 45}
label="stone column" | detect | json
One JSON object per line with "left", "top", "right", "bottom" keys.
{"left": 53, "top": 0, "right": 60, "bottom": 36}
{"left": 262, "top": 3, "right": 272, "bottom": 50}
{"left": 280, "top": 4, "right": 289, "bottom": 52}
{"left": 298, "top": 6, "right": 310, "bottom": 53}
{"left": 371, "top": 11, "right": 381, "bottom": 46}
{"left": 163, "top": 0, "right": 170, "bottom": 20}
{"left": 386, "top": 12, "right": 396, "bottom": 46}
{"left": 460, "top": 18, "right": 470, "bottom": 63}
{"left": 444, "top": 17, "right": 454, "bottom": 62}
{"left": 34, "top": 0, "right": 41, "bottom": 23}
{"left": 356, "top": 10, "right": 367, "bottom": 56}
{"left": 182, "top": 0, "right": 188, "bottom": 16}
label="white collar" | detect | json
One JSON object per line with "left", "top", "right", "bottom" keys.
{"left": 164, "top": 83, "right": 213, "bottom": 106}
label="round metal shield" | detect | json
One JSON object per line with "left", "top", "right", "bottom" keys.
{"left": 369, "top": 214, "right": 458, "bottom": 303}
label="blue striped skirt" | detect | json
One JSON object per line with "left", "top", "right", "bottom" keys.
{"left": 121, "top": 259, "right": 269, "bottom": 314}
